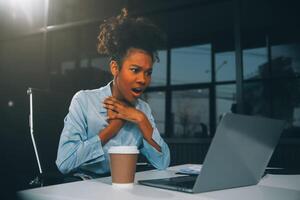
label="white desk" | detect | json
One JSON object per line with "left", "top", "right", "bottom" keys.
{"left": 18, "top": 164, "right": 300, "bottom": 200}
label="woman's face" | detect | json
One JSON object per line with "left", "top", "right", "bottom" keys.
{"left": 111, "top": 48, "right": 153, "bottom": 104}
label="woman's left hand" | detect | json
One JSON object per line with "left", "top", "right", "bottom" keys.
{"left": 103, "top": 96, "right": 145, "bottom": 124}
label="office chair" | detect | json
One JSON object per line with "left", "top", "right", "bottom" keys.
{"left": 27, "top": 87, "right": 155, "bottom": 187}
{"left": 27, "top": 88, "right": 86, "bottom": 187}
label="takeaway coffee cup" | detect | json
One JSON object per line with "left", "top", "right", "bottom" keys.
{"left": 108, "top": 146, "right": 139, "bottom": 187}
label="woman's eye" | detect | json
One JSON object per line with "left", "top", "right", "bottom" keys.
{"left": 146, "top": 71, "right": 152, "bottom": 76}
{"left": 130, "top": 68, "right": 139, "bottom": 73}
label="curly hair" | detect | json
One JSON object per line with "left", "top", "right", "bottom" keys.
{"left": 97, "top": 8, "right": 166, "bottom": 66}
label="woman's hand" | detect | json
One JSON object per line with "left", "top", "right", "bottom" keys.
{"left": 103, "top": 96, "right": 145, "bottom": 124}
{"left": 107, "top": 107, "right": 124, "bottom": 125}
{"left": 103, "top": 96, "right": 161, "bottom": 152}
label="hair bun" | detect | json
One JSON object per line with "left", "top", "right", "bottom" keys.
{"left": 116, "top": 8, "right": 128, "bottom": 23}
{"left": 121, "top": 8, "right": 128, "bottom": 18}
{"left": 97, "top": 8, "right": 166, "bottom": 63}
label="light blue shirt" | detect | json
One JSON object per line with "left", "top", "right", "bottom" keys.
{"left": 56, "top": 82, "right": 170, "bottom": 174}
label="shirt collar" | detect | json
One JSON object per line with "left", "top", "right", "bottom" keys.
{"left": 99, "top": 81, "right": 113, "bottom": 113}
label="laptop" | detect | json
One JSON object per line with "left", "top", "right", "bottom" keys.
{"left": 138, "top": 113, "right": 285, "bottom": 193}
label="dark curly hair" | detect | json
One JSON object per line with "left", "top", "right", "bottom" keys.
{"left": 97, "top": 8, "right": 166, "bottom": 66}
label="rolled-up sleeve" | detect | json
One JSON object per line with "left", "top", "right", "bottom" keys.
{"left": 140, "top": 104, "right": 170, "bottom": 170}
{"left": 56, "top": 91, "right": 105, "bottom": 174}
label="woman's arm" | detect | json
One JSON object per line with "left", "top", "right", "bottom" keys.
{"left": 103, "top": 96, "right": 161, "bottom": 151}
{"left": 136, "top": 112, "right": 161, "bottom": 152}
{"left": 56, "top": 92, "right": 125, "bottom": 174}
{"left": 56, "top": 92, "right": 106, "bottom": 174}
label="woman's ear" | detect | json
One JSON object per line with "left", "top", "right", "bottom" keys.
{"left": 110, "top": 60, "right": 119, "bottom": 77}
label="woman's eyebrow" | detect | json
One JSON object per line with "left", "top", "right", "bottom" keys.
{"left": 131, "top": 64, "right": 142, "bottom": 68}
{"left": 131, "top": 64, "right": 152, "bottom": 71}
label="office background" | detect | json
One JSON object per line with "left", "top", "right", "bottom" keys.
{"left": 0, "top": 0, "right": 299, "bottom": 191}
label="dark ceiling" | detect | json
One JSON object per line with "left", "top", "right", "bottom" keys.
{"left": 1, "top": 0, "right": 300, "bottom": 50}
{"left": 128, "top": 0, "right": 300, "bottom": 49}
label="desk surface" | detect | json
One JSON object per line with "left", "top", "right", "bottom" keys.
{"left": 18, "top": 164, "right": 300, "bottom": 200}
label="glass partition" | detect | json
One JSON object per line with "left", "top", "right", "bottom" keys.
{"left": 142, "top": 91, "right": 166, "bottom": 135}
{"left": 172, "top": 89, "right": 210, "bottom": 138}
{"left": 171, "top": 44, "right": 211, "bottom": 84}
{"left": 215, "top": 51, "right": 236, "bottom": 82}
{"left": 243, "top": 47, "right": 268, "bottom": 80}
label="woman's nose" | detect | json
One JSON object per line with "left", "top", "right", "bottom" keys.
{"left": 137, "top": 73, "right": 146, "bottom": 84}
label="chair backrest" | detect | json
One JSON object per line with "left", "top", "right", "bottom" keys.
{"left": 27, "top": 88, "right": 72, "bottom": 176}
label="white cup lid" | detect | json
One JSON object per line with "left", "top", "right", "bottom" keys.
{"left": 108, "top": 146, "right": 139, "bottom": 154}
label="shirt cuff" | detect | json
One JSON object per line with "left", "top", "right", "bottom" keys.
{"left": 141, "top": 128, "right": 170, "bottom": 170}
{"left": 143, "top": 128, "right": 163, "bottom": 154}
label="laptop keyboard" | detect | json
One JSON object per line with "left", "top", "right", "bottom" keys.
{"left": 155, "top": 175, "right": 197, "bottom": 188}
{"left": 170, "top": 176, "right": 196, "bottom": 187}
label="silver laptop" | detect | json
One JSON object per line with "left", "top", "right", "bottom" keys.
{"left": 138, "top": 113, "right": 285, "bottom": 193}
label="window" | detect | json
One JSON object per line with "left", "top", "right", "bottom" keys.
{"left": 171, "top": 44, "right": 211, "bottom": 84}
{"left": 243, "top": 47, "right": 268, "bottom": 80}
{"left": 151, "top": 50, "right": 167, "bottom": 86}
{"left": 142, "top": 92, "right": 166, "bottom": 135}
{"left": 172, "top": 89, "right": 210, "bottom": 138}
{"left": 270, "top": 78, "right": 300, "bottom": 125}
{"left": 243, "top": 81, "right": 270, "bottom": 117}
{"left": 254, "top": 43, "right": 300, "bottom": 137}
{"left": 271, "top": 43, "right": 300, "bottom": 78}
{"left": 216, "top": 84, "right": 236, "bottom": 124}
{"left": 215, "top": 51, "right": 236, "bottom": 81}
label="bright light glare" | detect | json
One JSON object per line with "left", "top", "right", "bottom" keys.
{"left": 9, "top": 0, "right": 34, "bottom": 26}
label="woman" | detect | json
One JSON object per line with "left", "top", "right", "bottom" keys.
{"left": 56, "top": 9, "right": 170, "bottom": 176}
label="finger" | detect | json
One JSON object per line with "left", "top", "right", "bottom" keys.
{"left": 103, "top": 104, "right": 118, "bottom": 112}
{"left": 106, "top": 96, "right": 128, "bottom": 106}
{"left": 103, "top": 98, "right": 123, "bottom": 108}
{"left": 103, "top": 100, "right": 118, "bottom": 109}
{"left": 106, "top": 96, "right": 119, "bottom": 103}
{"left": 103, "top": 99, "right": 115, "bottom": 105}
{"left": 104, "top": 102, "right": 126, "bottom": 113}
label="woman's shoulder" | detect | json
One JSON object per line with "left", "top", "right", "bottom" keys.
{"left": 68, "top": 88, "right": 103, "bottom": 110}
{"left": 72, "top": 88, "right": 99, "bottom": 99}
{"left": 69, "top": 88, "right": 105, "bottom": 111}
{"left": 73, "top": 84, "right": 109, "bottom": 100}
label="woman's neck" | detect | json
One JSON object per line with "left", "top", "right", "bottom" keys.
{"left": 110, "top": 81, "right": 135, "bottom": 106}
{"left": 110, "top": 81, "right": 121, "bottom": 99}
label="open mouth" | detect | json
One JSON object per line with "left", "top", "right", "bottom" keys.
{"left": 131, "top": 88, "right": 143, "bottom": 96}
